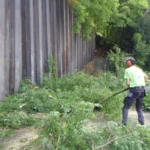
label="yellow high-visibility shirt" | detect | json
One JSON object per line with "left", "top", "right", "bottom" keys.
{"left": 124, "top": 65, "right": 147, "bottom": 88}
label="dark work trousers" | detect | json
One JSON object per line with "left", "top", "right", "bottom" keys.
{"left": 122, "top": 87, "right": 145, "bottom": 125}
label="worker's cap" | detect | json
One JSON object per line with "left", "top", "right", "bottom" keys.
{"left": 126, "top": 57, "right": 135, "bottom": 66}
{"left": 126, "top": 57, "right": 135, "bottom": 63}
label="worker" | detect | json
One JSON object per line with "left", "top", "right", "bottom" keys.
{"left": 122, "top": 57, "right": 148, "bottom": 125}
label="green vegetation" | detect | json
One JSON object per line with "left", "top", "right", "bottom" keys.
{"left": 133, "top": 33, "right": 150, "bottom": 68}
{"left": 107, "top": 45, "right": 128, "bottom": 76}
{"left": 70, "top": 0, "right": 150, "bottom": 70}
{"left": 1, "top": 0, "right": 150, "bottom": 149}
{"left": 70, "top": 0, "right": 148, "bottom": 40}
{"left": 1, "top": 68, "right": 150, "bottom": 149}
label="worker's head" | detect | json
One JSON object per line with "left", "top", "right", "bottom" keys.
{"left": 126, "top": 57, "right": 135, "bottom": 67}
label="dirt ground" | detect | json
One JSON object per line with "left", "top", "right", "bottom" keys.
{"left": 83, "top": 109, "right": 150, "bottom": 131}
{"left": 128, "top": 109, "right": 150, "bottom": 125}
{"left": 0, "top": 128, "right": 38, "bottom": 150}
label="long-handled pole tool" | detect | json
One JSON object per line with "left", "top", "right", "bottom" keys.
{"left": 100, "top": 87, "right": 129, "bottom": 104}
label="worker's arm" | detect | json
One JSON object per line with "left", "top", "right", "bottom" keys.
{"left": 144, "top": 75, "right": 148, "bottom": 82}
{"left": 124, "top": 69, "right": 130, "bottom": 87}
{"left": 126, "top": 78, "right": 130, "bottom": 87}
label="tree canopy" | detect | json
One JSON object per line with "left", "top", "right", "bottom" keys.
{"left": 70, "top": 0, "right": 150, "bottom": 70}
{"left": 70, "top": 0, "right": 148, "bottom": 40}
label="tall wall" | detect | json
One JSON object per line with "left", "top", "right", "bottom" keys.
{"left": 0, "top": 0, "right": 95, "bottom": 100}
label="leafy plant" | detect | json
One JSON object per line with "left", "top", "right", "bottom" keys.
{"left": 93, "top": 121, "right": 150, "bottom": 150}
{"left": 107, "top": 45, "right": 128, "bottom": 76}
{"left": 143, "top": 91, "right": 150, "bottom": 111}
{"left": 47, "top": 54, "right": 56, "bottom": 78}
{"left": 133, "top": 33, "right": 150, "bottom": 67}
{"left": 19, "top": 79, "right": 38, "bottom": 93}
{"left": 1, "top": 69, "right": 150, "bottom": 149}
{"left": 39, "top": 106, "right": 94, "bottom": 150}
{"left": 0, "top": 111, "right": 35, "bottom": 128}
{"left": 70, "top": 0, "right": 148, "bottom": 40}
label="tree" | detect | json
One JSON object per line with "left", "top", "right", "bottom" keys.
{"left": 70, "top": 0, "right": 149, "bottom": 40}
{"left": 133, "top": 33, "right": 150, "bottom": 67}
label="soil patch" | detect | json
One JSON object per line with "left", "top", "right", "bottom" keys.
{"left": 0, "top": 127, "right": 38, "bottom": 150}
{"left": 84, "top": 109, "right": 150, "bottom": 132}
{"left": 128, "top": 109, "right": 150, "bottom": 125}
{"left": 83, "top": 111, "right": 110, "bottom": 132}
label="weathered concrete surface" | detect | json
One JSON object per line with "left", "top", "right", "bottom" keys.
{"left": 0, "top": 0, "right": 5, "bottom": 100}
{"left": 0, "top": 0, "right": 95, "bottom": 100}
{"left": 14, "top": 0, "right": 22, "bottom": 92}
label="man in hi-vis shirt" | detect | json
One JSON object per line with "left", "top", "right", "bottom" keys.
{"left": 122, "top": 57, "right": 148, "bottom": 125}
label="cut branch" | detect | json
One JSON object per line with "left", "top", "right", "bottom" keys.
{"left": 95, "top": 132, "right": 133, "bottom": 150}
